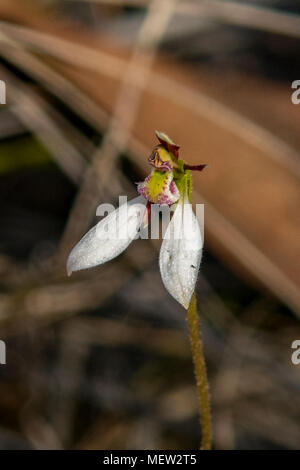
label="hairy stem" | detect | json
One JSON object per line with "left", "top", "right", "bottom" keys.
{"left": 187, "top": 293, "right": 212, "bottom": 450}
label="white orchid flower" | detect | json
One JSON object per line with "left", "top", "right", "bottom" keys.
{"left": 67, "top": 131, "right": 206, "bottom": 309}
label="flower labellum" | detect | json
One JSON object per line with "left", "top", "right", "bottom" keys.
{"left": 137, "top": 170, "right": 180, "bottom": 205}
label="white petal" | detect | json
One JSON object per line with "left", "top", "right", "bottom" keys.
{"left": 67, "top": 196, "right": 147, "bottom": 275}
{"left": 159, "top": 198, "right": 203, "bottom": 308}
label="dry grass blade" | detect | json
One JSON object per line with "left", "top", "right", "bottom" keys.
{"left": 59, "top": 0, "right": 177, "bottom": 255}
{"left": 0, "top": 67, "right": 86, "bottom": 184}
{"left": 1, "top": 21, "right": 300, "bottom": 181}
{"left": 65, "top": 0, "right": 300, "bottom": 39}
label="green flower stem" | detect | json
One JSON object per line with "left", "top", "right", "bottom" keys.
{"left": 187, "top": 293, "right": 212, "bottom": 450}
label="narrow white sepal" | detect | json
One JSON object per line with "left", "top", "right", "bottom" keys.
{"left": 67, "top": 196, "right": 147, "bottom": 275}
{"left": 159, "top": 197, "right": 203, "bottom": 309}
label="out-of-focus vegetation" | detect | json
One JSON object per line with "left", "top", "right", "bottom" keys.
{"left": 0, "top": 0, "right": 300, "bottom": 450}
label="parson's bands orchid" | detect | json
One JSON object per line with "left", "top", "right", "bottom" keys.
{"left": 67, "top": 131, "right": 206, "bottom": 309}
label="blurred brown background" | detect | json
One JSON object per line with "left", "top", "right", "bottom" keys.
{"left": 0, "top": 0, "right": 299, "bottom": 450}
